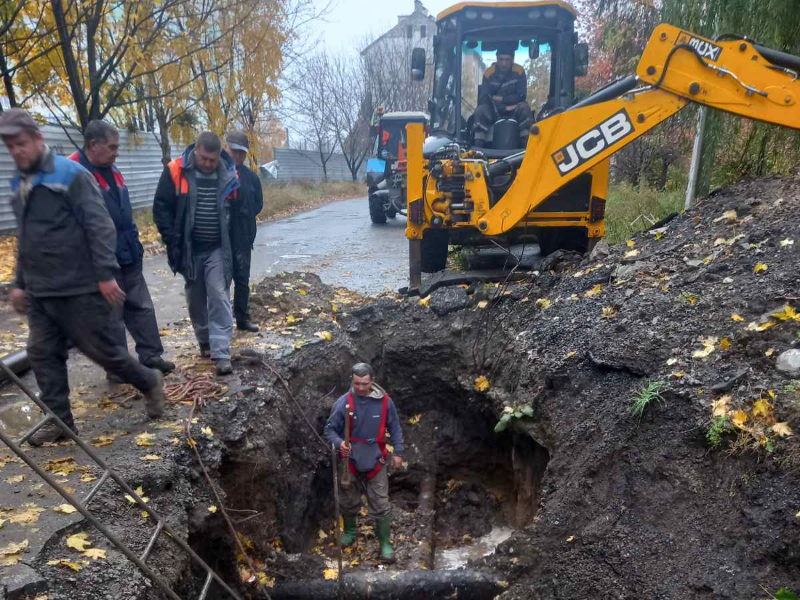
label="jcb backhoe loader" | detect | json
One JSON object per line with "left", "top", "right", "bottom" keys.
{"left": 405, "top": 0, "right": 800, "bottom": 292}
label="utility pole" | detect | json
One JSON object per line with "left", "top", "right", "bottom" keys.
{"left": 684, "top": 105, "right": 708, "bottom": 210}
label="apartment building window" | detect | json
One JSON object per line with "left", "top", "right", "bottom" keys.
{"left": 407, "top": 25, "right": 413, "bottom": 38}
{"left": 420, "top": 25, "right": 426, "bottom": 37}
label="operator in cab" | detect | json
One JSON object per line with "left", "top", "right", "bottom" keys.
{"left": 473, "top": 43, "right": 534, "bottom": 148}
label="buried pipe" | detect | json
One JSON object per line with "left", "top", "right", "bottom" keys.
{"left": 406, "top": 412, "right": 438, "bottom": 570}
{"left": 268, "top": 569, "right": 505, "bottom": 600}
{"left": 0, "top": 350, "right": 30, "bottom": 385}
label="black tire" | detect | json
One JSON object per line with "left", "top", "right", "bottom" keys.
{"left": 369, "top": 194, "right": 387, "bottom": 225}
{"left": 386, "top": 209, "right": 397, "bottom": 219}
{"left": 421, "top": 229, "right": 449, "bottom": 273}
{"left": 538, "top": 227, "right": 589, "bottom": 256}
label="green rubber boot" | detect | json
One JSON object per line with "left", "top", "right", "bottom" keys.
{"left": 376, "top": 517, "right": 395, "bottom": 563}
{"left": 340, "top": 515, "right": 357, "bottom": 547}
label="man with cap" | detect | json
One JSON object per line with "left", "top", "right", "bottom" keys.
{"left": 1, "top": 109, "right": 166, "bottom": 445}
{"left": 69, "top": 120, "right": 175, "bottom": 378}
{"left": 225, "top": 131, "right": 263, "bottom": 333}
{"left": 473, "top": 43, "right": 534, "bottom": 147}
{"left": 324, "top": 363, "right": 405, "bottom": 563}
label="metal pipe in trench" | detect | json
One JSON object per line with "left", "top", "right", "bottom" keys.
{"left": 267, "top": 569, "right": 505, "bottom": 600}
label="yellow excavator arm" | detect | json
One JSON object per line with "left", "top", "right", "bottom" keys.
{"left": 406, "top": 24, "right": 800, "bottom": 276}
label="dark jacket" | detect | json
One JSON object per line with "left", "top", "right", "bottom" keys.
{"left": 324, "top": 384, "right": 404, "bottom": 473}
{"left": 478, "top": 62, "right": 527, "bottom": 107}
{"left": 152, "top": 144, "right": 240, "bottom": 283}
{"left": 231, "top": 163, "right": 263, "bottom": 250}
{"left": 11, "top": 148, "right": 119, "bottom": 297}
{"left": 69, "top": 150, "right": 143, "bottom": 266}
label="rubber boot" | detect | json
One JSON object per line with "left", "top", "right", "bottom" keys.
{"left": 340, "top": 515, "right": 357, "bottom": 547}
{"left": 376, "top": 517, "right": 395, "bottom": 563}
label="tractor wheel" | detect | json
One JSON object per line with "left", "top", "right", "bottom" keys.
{"left": 421, "top": 229, "right": 449, "bottom": 273}
{"left": 538, "top": 227, "right": 589, "bottom": 256}
{"left": 386, "top": 208, "right": 397, "bottom": 219}
{"left": 369, "top": 194, "right": 387, "bottom": 225}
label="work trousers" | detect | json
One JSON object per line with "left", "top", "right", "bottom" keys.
{"left": 473, "top": 102, "right": 534, "bottom": 143}
{"left": 112, "top": 261, "right": 164, "bottom": 364}
{"left": 184, "top": 247, "right": 232, "bottom": 360}
{"left": 232, "top": 246, "right": 252, "bottom": 324}
{"left": 26, "top": 292, "right": 159, "bottom": 428}
{"left": 339, "top": 464, "right": 391, "bottom": 520}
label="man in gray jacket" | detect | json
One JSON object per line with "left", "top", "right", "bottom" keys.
{"left": 324, "top": 363, "right": 404, "bottom": 563}
{"left": 2, "top": 109, "right": 166, "bottom": 446}
{"left": 153, "top": 131, "right": 240, "bottom": 375}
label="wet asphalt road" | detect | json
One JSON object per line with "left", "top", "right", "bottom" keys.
{"left": 144, "top": 195, "right": 410, "bottom": 324}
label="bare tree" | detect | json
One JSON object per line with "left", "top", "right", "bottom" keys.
{"left": 329, "top": 54, "right": 371, "bottom": 181}
{"left": 359, "top": 32, "right": 432, "bottom": 113}
{"left": 283, "top": 50, "right": 338, "bottom": 181}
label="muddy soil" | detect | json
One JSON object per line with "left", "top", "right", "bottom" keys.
{"left": 2, "top": 171, "right": 800, "bottom": 600}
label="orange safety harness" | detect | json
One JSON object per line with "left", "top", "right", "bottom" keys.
{"left": 346, "top": 392, "right": 389, "bottom": 481}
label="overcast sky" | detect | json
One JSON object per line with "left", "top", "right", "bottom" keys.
{"left": 315, "top": 0, "right": 474, "bottom": 51}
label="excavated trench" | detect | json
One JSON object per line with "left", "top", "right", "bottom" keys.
{"left": 180, "top": 345, "right": 550, "bottom": 600}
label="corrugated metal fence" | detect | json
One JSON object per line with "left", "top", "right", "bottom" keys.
{"left": 266, "top": 148, "right": 364, "bottom": 184}
{"left": 0, "top": 125, "right": 183, "bottom": 232}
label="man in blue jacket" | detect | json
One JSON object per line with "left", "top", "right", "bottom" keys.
{"left": 69, "top": 121, "right": 174, "bottom": 377}
{"left": 2, "top": 109, "right": 166, "bottom": 446}
{"left": 324, "top": 363, "right": 404, "bottom": 563}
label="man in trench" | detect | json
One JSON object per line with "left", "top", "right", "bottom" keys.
{"left": 324, "top": 363, "right": 404, "bottom": 563}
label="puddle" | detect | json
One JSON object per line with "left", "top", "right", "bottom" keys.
{"left": 0, "top": 400, "right": 37, "bottom": 438}
{"left": 279, "top": 254, "right": 312, "bottom": 259}
{"left": 435, "top": 526, "right": 514, "bottom": 570}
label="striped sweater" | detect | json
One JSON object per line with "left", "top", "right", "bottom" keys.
{"left": 191, "top": 171, "right": 220, "bottom": 249}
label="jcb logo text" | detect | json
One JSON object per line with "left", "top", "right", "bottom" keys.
{"left": 552, "top": 110, "right": 634, "bottom": 176}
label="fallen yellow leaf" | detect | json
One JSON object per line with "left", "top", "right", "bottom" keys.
{"left": 47, "top": 559, "right": 82, "bottom": 571}
{"left": 323, "top": 568, "right": 338, "bottom": 581}
{"left": 53, "top": 504, "right": 77, "bottom": 515}
{"left": 66, "top": 532, "right": 91, "bottom": 552}
{"left": 585, "top": 284, "right": 602, "bottom": 298}
{"left": 624, "top": 249, "right": 639, "bottom": 258}
{"left": 565, "top": 351, "right": 577, "bottom": 359}
{"left": 83, "top": 548, "right": 106, "bottom": 560}
{"left": 201, "top": 427, "right": 213, "bottom": 438}
{"left": 474, "top": 376, "right": 490, "bottom": 392}
{"left": 747, "top": 320, "right": 776, "bottom": 332}
{"left": 711, "top": 396, "right": 730, "bottom": 418}
{"left": 692, "top": 336, "right": 717, "bottom": 359}
{"left": 536, "top": 298, "right": 551, "bottom": 309}
{"left": 91, "top": 435, "right": 114, "bottom": 448}
{"left": 208, "top": 506, "right": 218, "bottom": 514}
{"left": 772, "top": 422, "right": 794, "bottom": 437}
{"left": 566, "top": 535, "right": 575, "bottom": 543}
{"left": 752, "top": 399, "right": 772, "bottom": 418}
{"left": 314, "top": 331, "right": 332, "bottom": 341}
{"left": 418, "top": 296, "right": 431, "bottom": 307}
{"left": 780, "top": 238, "right": 794, "bottom": 247}
{"left": 80, "top": 473, "right": 97, "bottom": 483}
{"left": 477, "top": 300, "right": 489, "bottom": 309}
{"left": 136, "top": 432, "right": 156, "bottom": 447}
{"left": 141, "top": 454, "right": 161, "bottom": 461}
{"left": 772, "top": 305, "right": 800, "bottom": 322}
{"left": 731, "top": 314, "right": 745, "bottom": 322}
{"left": 408, "top": 414, "right": 422, "bottom": 426}
{"left": 731, "top": 410, "right": 748, "bottom": 429}
{"left": 719, "top": 337, "right": 731, "bottom": 351}
{"left": 626, "top": 240, "right": 635, "bottom": 248}
{"left": 5, "top": 474, "right": 24, "bottom": 484}
{"left": 754, "top": 263, "right": 768, "bottom": 274}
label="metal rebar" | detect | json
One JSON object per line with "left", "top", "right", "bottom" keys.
{"left": 331, "top": 443, "right": 344, "bottom": 600}
{"left": 81, "top": 469, "right": 110, "bottom": 508}
{"left": 15, "top": 413, "right": 53, "bottom": 446}
{"left": 140, "top": 521, "right": 165, "bottom": 562}
{"left": 0, "top": 359, "right": 243, "bottom": 600}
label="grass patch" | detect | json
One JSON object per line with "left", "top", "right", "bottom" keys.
{"left": 257, "top": 180, "right": 364, "bottom": 222}
{"left": 630, "top": 380, "right": 666, "bottom": 419}
{"left": 706, "top": 415, "right": 732, "bottom": 449}
{"left": 605, "top": 183, "right": 684, "bottom": 244}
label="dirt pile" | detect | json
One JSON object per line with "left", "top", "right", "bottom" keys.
{"left": 3, "top": 172, "right": 800, "bottom": 600}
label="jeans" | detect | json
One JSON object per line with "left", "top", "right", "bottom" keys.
{"left": 112, "top": 261, "right": 164, "bottom": 364}
{"left": 184, "top": 247, "right": 232, "bottom": 360}
{"left": 26, "top": 292, "right": 159, "bottom": 428}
